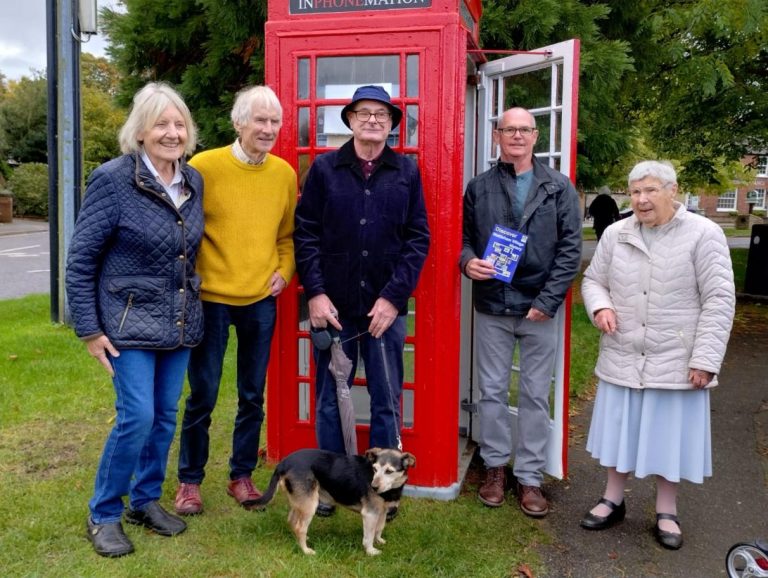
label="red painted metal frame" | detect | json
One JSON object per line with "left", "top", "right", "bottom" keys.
{"left": 265, "top": 1, "right": 482, "bottom": 489}
{"left": 561, "top": 39, "right": 581, "bottom": 479}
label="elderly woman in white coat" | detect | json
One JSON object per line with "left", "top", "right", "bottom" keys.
{"left": 579, "top": 161, "right": 735, "bottom": 550}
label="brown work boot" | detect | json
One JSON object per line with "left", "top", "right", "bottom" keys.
{"left": 174, "top": 482, "right": 203, "bottom": 516}
{"left": 517, "top": 483, "right": 549, "bottom": 518}
{"left": 227, "top": 477, "right": 263, "bottom": 510}
{"left": 478, "top": 466, "right": 506, "bottom": 507}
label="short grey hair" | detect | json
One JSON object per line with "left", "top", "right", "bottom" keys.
{"left": 628, "top": 160, "right": 677, "bottom": 186}
{"left": 230, "top": 85, "right": 283, "bottom": 128}
{"left": 118, "top": 82, "right": 197, "bottom": 155}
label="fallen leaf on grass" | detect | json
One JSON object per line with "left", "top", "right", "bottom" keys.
{"left": 8, "top": 354, "right": 18, "bottom": 360}
{"left": 516, "top": 563, "right": 535, "bottom": 577}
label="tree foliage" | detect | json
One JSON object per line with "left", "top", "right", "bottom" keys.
{"left": 82, "top": 85, "right": 124, "bottom": 176}
{"left": 100, "top": 0, "right": 767, "bottom": 192}
{"left": 102, "top": 0, "right": 267, "bottom": 148}
{"left": 7, "top": 162, "right": 49, "bottom": 218}
{"left": 0, "top": 74, "right": 48, "bottom": 163}
{"left": 581, "top": 0, "right": 768, "bottom": 190}
{"left": 481, "top": 0, "right": 636, "bottom": 190}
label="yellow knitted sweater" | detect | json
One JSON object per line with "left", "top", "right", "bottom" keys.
{"left": 189, "top": 146, "right": 297, "bottom": 305}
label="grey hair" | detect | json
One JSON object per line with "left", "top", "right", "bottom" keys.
{"left": 230, "top": 85, "right": 283, "bottom": 128}
{"left": 628, "top": 160, "right": 677, "bottom": 186}
{"left": 118, "top": 82, "right": 197, "bottom": 155}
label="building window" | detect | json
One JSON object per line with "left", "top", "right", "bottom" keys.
{"left": 716, "top": 190, "right": 737, "bottom": 211}
{"left": 750, "top": 188, "right": 766, "bottom": 210}
{"left": 757, "top": 156, "right": 768, "bottom": 177}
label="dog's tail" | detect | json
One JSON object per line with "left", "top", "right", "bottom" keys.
{"left": 253, "top": 468, "right": 281, "bottom": 508}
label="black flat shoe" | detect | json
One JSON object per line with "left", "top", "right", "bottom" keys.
{"left": 125, "top": 501, "right": 187, "bottom": 536}
{"left": 654, "top": 513, "right": 683, "bottom": 550}
{"left": 580, "top": 497, "right": 626, "bottom": 530}
{"left": 86, "top": 517, "right": 134, "bottom": 557}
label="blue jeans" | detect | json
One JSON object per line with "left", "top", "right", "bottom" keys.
{"left": 314, "top": 315, "right": 406, "bottom": 453}
{"left": 178, "top": 298, "right": 276, "bottom": 482}
{"left": 89, "top": 347, "right": 190, "bottom": 524}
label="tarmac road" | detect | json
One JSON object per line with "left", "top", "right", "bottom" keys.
{"left": 0, "top": 223, "right": 50, "bottom": 299}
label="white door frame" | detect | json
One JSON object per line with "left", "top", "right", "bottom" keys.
{"left": 463, "top": 38, "right": 580, "bottom": 479}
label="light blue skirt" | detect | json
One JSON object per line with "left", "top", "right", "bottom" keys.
{"left": 586, "top": 380, "right": 712, "bottom": 483}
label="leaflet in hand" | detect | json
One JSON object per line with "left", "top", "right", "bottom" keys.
{"left": 482, "top": 224, "right": 528, "bottom": 283}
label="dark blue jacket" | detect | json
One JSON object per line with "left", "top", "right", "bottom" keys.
{"left": 66, "top": 153, "right": 204, "bottom": 349}
{"left": 294, "top": 140, "right": 430, "bottom": 316}
{"left": 460, "top": 156, "right": 582, "bottom": 317}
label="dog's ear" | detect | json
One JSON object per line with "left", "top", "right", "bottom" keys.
{"left": 401, "top": 452, "right": 416, "bottom": 469}
{"left": 365, "top": 448, "right": 382, "bottom": 463}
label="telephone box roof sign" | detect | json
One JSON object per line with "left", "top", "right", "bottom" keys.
{"left": 290, "top": 0, "right": 432, "bottom": 15}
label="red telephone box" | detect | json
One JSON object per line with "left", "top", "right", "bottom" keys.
{"left": 265, "top": 1, "right": 579, "bottom": 497}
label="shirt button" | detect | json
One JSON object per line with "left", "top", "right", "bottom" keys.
{"left": 179, "top": 288, "right": 185, "bottom": 293}
{"left": 365, "top": 189, "right": 371, "bottom": 195}
{"left": 360, "top": 218, "right": 367, "bottom": 225}
{"left": 360, "top": 281, "right": 366, "bottom": 287}
{"left": 177, "top": 220, "right": 183, "bottom": 225}
{"left": 362, "top": 250, "right": 368, "bottom": 257}
{"left": 179, "top": 255, "right": 185, "bottom": 260}
{"left": 176, "top": 320, "right": 182, "bottom": 327}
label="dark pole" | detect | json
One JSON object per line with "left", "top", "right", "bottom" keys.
{"left": 48, "top": 0, "right": 82, "bottom": 324}
{"left": 46, "top": 0, "right": 59, "bottom": 322}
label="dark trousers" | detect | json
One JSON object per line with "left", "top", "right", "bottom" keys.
{"left": 314, "top": 315, "right": 406, "bottom": 453}
{"left": 178, "top": 298, "right": 276, "bottom": 482}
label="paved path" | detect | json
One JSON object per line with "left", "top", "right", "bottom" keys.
{"left": 535, "top": 307, "right": 768, "bottom": 577}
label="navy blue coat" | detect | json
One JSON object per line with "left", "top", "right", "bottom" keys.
{"left": 460, "top": 156, "right": 582, "bottom": 317}
{"left": 294, "top": 140, "right": 430, "bottom": 316}
{"left": 66, "top": 153, "right": 204, "bottom": 349}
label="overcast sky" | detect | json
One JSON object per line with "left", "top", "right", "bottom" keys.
{"left": 0, "top": 1, "right": 114, "bottom": 81}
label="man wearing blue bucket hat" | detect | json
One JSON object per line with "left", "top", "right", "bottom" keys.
{"left": 295, "top": 85, "right": 430, "bottom": 518}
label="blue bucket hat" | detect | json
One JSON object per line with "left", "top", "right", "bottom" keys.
{"left": 340, "top": 85, "right": 403, "bottom": 130}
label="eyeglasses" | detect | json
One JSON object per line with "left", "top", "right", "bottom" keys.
{"left": 496, "top": 126, "right": 536, "bottom": 136}
{"left": 351, "top": 110, "right": 392, "bottom": 122}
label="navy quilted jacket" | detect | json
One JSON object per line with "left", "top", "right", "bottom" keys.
{"left": 66, "top": 153, "right": 204, "bottom": 349}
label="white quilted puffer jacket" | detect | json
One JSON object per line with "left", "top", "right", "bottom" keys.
{"left": 582, "top": 203, "right": 735, "bottom": 390}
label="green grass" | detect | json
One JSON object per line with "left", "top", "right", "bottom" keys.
{"left": 0, "top": 246, "right": 749, "bottom": 576}
{"left": 731, "top": 248, "right": 748, "bottom": 292}
{"left": 0, "top": 294, "right": 547, "bottom": 578}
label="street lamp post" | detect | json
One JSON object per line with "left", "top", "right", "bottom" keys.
{"left": 46, "top": 0, "right": 96, "bottom": 322}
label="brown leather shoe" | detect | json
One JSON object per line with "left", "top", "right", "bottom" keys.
{"left": 227, "top": 477, "right": 263, "bottom": 510}
{"left": 478, "top": 466, "right": 506, "bottom": 507}
{"left": 175, "top": 482, "right": 203, "bottom": 516}
{"left": 518, "top": 483, "right": 549, "bottom": 518}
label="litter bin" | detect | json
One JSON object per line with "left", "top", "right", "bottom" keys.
{"left": 0, "top": 195, "right": 12, "bottom": 223}
{"left": 744, "top": 224, "right": 768, "bottom": 296}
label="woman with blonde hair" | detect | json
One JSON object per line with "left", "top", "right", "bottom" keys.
{"left": 67, "top": 82, "right": 203, "bottom": 557}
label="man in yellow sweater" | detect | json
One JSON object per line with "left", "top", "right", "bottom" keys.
{"left": 174, "top": 86, "right": 297, "bottom": 515}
